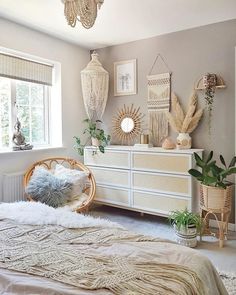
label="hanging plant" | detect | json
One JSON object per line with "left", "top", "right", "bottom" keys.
{"left": 203, "top": 73, "right": 217, "bottom": 136}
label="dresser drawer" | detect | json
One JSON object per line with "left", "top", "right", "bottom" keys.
{"left": 133, "top": 191, "right": 190, "bottom": 215}
{"left": 88, "top": 166, "right": 130, "bottom": 188}
{"left": 84, "top": 149, "right": 130, "bottom": 169}
{"left": 132, "top": 171, "right": 190, "bottom": 196}
{"left": 95, "top": 186, "right": 129, "bottom": 206}
{"left": 132, "top": 152, "right": 190, "bottom": 174}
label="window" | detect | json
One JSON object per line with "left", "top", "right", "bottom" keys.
{"left": 0, "top": 49, "right": 62, "bottom": 150}
{"left": 0, "top": 77, "right": 50, "bottom": 148}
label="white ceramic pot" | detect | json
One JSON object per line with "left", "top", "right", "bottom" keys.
{"left": 176, "top": 133, "right": 191, "bottom": 149}
{"left": 174, "top": 224, "right": 197, "bottom": 248}
{"left": 91, "top": 137, "right": 100, "bottom": 147}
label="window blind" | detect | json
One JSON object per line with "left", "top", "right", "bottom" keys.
{"left": 0, "top": 53, "right": 53, "bottom": 86}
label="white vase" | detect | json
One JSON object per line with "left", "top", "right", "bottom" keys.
{"left": 176, "top": 133, "right": 191, "bottom": 149}
{"left": 91, "top": 137, "right": 100, "bottom": 147}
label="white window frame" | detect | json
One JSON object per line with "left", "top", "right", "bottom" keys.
{"left": 0, "top": 46, "right": 62, "bottom": 152}
{"left": 0, "top": 78, "right": 51, "bottom": 148}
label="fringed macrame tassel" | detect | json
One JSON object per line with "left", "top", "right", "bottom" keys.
{"left": 149, "top": 111, "right": 169, "bottom": 146}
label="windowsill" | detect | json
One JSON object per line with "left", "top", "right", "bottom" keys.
{"left": 0, "top": 146, "right": 66, "bottom": 155}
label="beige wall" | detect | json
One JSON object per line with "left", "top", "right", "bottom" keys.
{"left": 0, "top": 18, "right": 89, "bottom": 201}
{"left": 95, "top": 19, "right": 236, "bottom": 222}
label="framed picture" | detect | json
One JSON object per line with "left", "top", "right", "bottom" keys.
{"left": 114, "top": 59, "right": 137, "bottom": 96}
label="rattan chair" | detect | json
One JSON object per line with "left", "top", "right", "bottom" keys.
{"left": 24, "top": 157, "right": 96, "bottom": 213}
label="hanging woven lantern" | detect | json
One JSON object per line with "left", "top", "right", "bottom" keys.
{"left": 81, "top": 51, "right": 109, "bottom": 120}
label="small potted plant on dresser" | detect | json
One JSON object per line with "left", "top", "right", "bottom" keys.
{"left": 169, "top": 209, "right": 203, "bottom": 248}
{"left": 188, "top": 151, "right": 236, "bottom": 247}
{"left": 74, "top": 119, "right": 111, "bottom": 156}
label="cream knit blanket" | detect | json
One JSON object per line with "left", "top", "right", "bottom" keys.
{"left": 0, "top": 219, "right": 204, "bottom": 295}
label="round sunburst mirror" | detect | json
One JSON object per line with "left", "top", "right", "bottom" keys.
{"left": 112, "top": 104, "right": 144, "bottom": 144}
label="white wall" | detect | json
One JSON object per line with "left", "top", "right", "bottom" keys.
{"left": 0, "top": 18, "right": 90, "bottom": 201}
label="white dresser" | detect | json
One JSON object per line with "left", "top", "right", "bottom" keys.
{"left": 84, "top": 146, "right": 203, "bottom": 217}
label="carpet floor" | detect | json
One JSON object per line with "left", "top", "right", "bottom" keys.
{"left": 90, "top": 205, "right": 236, "bottom": 274}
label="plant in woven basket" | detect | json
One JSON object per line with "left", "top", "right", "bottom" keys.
{"left": 74, "top": 119, "right": 111, "bottom": 156}
{"left": 188, "top": 151, "right": 236, "bottom": 189}
{"left": 166, "top": 92, "right": 203, "bottom": 149}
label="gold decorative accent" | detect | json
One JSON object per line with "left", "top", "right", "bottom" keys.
{"left": 112, "top": 104, "right": 144, "bottom": 144}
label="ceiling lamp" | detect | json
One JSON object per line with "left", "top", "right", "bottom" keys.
{"left": 62, "top": 0, "right": 104, "bottom": 28}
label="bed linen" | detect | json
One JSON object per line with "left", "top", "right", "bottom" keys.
{"left": 0, "top": 202, "right": 228, "bottom": 295}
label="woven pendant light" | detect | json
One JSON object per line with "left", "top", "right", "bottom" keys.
{"left": 81, "top": 51, "right": 109, "bottom": 120}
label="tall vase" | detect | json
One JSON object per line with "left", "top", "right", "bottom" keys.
{"left": 176, "top": 133, "right": 191, "bottom": 149}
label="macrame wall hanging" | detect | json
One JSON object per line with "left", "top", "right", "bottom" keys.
{"left": 147, "top": 54, "right": 171, "bottom": 146}
{"left": 81, "top": 51, "right": 109, "bottom": 120}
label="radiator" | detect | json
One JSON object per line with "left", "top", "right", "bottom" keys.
{"left": 2, "top": 172, "right": 25, "bottom": 202}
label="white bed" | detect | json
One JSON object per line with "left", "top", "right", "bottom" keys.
{"left": 0, "top": 202, "right": 228, "bottom": 295}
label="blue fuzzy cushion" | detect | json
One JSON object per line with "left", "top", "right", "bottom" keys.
{"left": 25, "top": 167, "right": 72, "bottom": 208}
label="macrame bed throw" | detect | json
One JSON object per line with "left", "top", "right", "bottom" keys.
{"left": 0, "top": 219, "right": 204, "bottom": 295}
{"left": 147, "top": 72, "right": 171, "bottom": 146}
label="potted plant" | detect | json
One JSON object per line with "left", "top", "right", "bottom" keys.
{"left": 74, "top": 119, "right": 111, "bottom": 156}
{"left": 169, "top": 209, "right": 203, "bottom": 248}
{"left": 188, "top": 151, "right": 236, "bottom": 210}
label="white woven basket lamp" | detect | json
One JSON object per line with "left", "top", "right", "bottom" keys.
{"left": 81, "top": 51, "right": 109, "bottom": 120}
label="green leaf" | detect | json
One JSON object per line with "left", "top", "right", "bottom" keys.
{"left": 206, "top": 151, "right": 213, "bottom": 163}
{"left": 98, "top": 145, "right": 105, "bottom": 153}
{"left": 188, "top": 169, "right": 203, "bottom": 179}
{"left": 204, "top": 175, "right": 217, "bottom": 185}
{"left": 226, "top": 167, "right": 236, "bottom": 175}
{"left": 220, "top": 155, "right": 227, "bottom": 168}
{"left": 194, "top": 153, "right": 204, "bottom": 168}
{"left": 229, "top": 156, "right": 236, "bottom": 168}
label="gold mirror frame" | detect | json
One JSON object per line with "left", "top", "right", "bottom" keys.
{"left": 112, "top": 104, "right": 144, "bottom": 144}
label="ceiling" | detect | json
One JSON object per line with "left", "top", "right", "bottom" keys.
{"left": 0, "top": 0, "right": 236, "bottom": 49}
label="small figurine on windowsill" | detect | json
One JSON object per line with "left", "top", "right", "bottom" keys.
{"left": 12, "top": 118, "right": 33, "bottom": 151}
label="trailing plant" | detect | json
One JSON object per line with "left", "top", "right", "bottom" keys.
{"left": 166, "top": 92, "right": 203, "bottom": 134}
{"left": 168, "top": 208, "right": 203, "bottom": 233}
{"left": 188, "top": 151, "right": 236, "bottom": 189}
{"left": 74, "top": 119, "right": 111, "bottom": 156}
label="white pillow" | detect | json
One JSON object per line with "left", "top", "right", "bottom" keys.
{"left": 54, "top": 164, "right": 89, "bottom": 200}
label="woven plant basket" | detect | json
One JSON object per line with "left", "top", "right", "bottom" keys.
{"left": 200, "top": 184, "right": 233, "bottom": 212}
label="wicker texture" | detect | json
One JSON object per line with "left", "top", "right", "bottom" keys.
{"left": 200, "top": 184, "right": 233, "bottom": 248}
{"left": 24, "top": 157, "right": 96, "bottom": 213}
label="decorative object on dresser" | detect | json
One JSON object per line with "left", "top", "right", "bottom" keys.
{"left": 81, "top": 51, "right": 109, "bottom": 120}
{"left": 188, "top": 151, "right": 236, "bottom": 247}
{"left": 147, "top": 53, "right": 172, "bottom": 146}
{"left": 24, "top": 157, "right": 96, "bottom": 213}
{"left": 166, "top": 92, "right": 203, "bottom": 149}
{"left": 194, "top": 73, "right": 226, "bottom": 136}
{"left": 114, "top": 59, "right": 137, "bottom": 96}
{"left": 62, "top": 0, "right": 104, "bottom": 28}
{"left": 112, "top": 104, "right": 144, "bottom": 145}
{"left": 84, "top": 145, "right": 203, "bottom": 217}
{"left": 74, "top": 119, "right": 110, "bottom": 155}
{"left": 162, "top": 137, "right": 176, "bottom": 149}
{"left": 169, "top": 209, "right": 203, "bottom": 248}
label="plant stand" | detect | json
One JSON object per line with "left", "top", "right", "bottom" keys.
{"left": 200, "top": 184, "right": 232, "bottom": 248}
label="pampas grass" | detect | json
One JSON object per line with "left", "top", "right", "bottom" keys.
{"left": 166, "top": 92, "right": 203, "bottom": 134}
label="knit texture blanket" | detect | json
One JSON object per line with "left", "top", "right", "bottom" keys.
{"left": 0, "top": 218, "right": 204, "bottom": 295}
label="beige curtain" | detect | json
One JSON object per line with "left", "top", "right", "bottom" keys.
{"left": 0, "top": 53, "right": 53, "bottom": 86}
